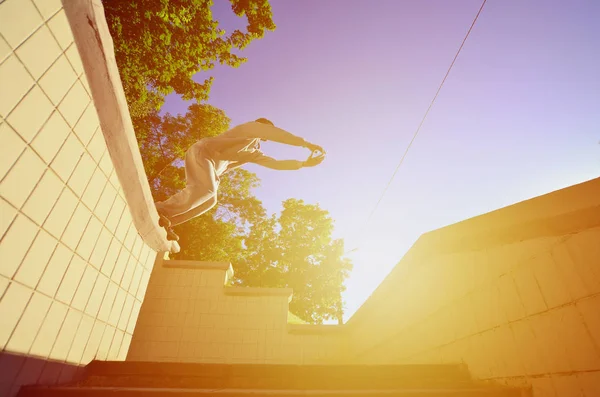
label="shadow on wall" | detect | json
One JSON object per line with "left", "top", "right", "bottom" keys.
{"left": 0, "top": 352, "right": 83, "bottom": 397}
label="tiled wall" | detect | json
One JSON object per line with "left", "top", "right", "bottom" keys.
{"left": 346, "top": 181, "right": 600, "bottom": 397}
{"left": 0, "top": 0, "right": 157, "bottom": 394}
{"left": 129, "top": 260, "right": 348, "bottom": 364}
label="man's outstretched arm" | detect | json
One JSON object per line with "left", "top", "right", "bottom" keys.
{"left": 231, "top": 122, "right": 323, "bottom": 152}
{"left": 251, "top": 155, "right": 304, "bottom": 170}
{"left": 249, "top": 152, "right": 325, "bottom": 170}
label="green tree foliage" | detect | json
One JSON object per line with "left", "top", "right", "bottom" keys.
{"left": 146, "top": 109, "right": 350, "bottom": 323}
{"left": 141, "top": 103, "right": 229, "bottom": 196}
{"left": 104, "top": 0, "right": 352, "bottom": 322}
{"left": 237, "top": 199, "right": 353, "bottom": 324}
{"left": 143, "top": 103, "right": 265, "bottom": 226}
{"left": 103, "top": 0, "right": 276, "bottom": 134}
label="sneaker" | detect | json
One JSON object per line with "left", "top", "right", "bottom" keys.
{"left": 156, "top": 209, "right": 171, "bottom": 228}
{"left": 165, "top": 227, "right": 179, "bottom": 241}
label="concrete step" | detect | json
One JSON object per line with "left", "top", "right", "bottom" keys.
{"left": 16, "top": 363, "right": 527, "bottom": 397}
{"left": 18, "top": 386, "right": 525, "bottom": 397}
{"left": 74, "top": 375, "right": 486, "bottom": 391}
{"left": 85, "top": 361, "right": 472, "bottom": 378}
{"left": 79, "top": 362, "right": 475, "bottom": 389}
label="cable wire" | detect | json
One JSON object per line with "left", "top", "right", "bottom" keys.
{"left": 348, "top": 0, "right": 488, "bottom": 253}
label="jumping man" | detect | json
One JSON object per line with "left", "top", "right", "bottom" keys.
{"left": 155, "top": 118, "right": 325, "bottom": 240}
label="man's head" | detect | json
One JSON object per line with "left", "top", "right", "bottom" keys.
{"left": 255, "top": 118, "right": 274, "bottom": 126}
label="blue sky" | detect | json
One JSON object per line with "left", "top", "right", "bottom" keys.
{"left": 161, "top": 0, "right": 599, "bottom": 321}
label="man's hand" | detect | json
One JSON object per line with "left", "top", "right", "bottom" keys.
{"left": 305, "top": 142, "right": 325, "bottom": 154}
{"left": 302, "top": 152, "right": 325, "bottom": 168}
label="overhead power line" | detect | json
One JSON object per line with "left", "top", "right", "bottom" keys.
{"left": 347, "top": 0, "right": 488, "bottom": 254}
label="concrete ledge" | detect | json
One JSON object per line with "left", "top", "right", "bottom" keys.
{"left": 347, "top": 177, "right": 600, "bottom": 327}
{"left": 287, "top": 324, "right": 347, "bottom": 335}
{"left": 415, "top": 177, "right": 600, "bottom": 259}
{"left": 163, "top": 260, "right": 232, "bottom": 271}
{"left": 163, "top": 260, "right": 234, "bottom": 283}
{"left": 224, "top": 287, "right": 294, "bottom": 302}
{"left": 63, "top": 0, "right": 178, "bottom": 253}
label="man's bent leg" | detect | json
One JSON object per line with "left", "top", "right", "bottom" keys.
{"left": 155, "top": 185, "right": 211, "bottom": 218}
{"left": 155, "top": 146, "right": 217, "bottom": 218}
{"left": 169, "top": 194, "right": 218, "bottom": 227}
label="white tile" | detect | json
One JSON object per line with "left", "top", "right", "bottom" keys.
{"left": 85, "top": 273, "right": 109, "bottom": 317}
{"left": 42, "top": 187, "right": 77, "bottom": 239}
{"left": 82, "top": 168, "right": 107, "bottom": 209}
{"left": 6, "top": 292, "right": 51, "bottom": 354}
{"left": 96, "top": 325, "right": 115, "bottom": 360}
{"left": 110, "top": 248, "right": 129, "bottom": 284}
{"left": 65, "top": 43, "right": 84, "bottom": 76}
{"left": 71, "top": 266, "right": 98, "bottom": 311}
{"left": 98, "top": 150, "right": 114, "bottom": 176}
{"left": 127, "top": 300, "right": 142, "bottom": 334}
{"left": 39, "top": 56, "right": 78, "bottom": 105}
{"left": 108, "top": 288, "right": 126, "bottom": 326}
{"left": 0, "top": 215, "right": 38, "bottom": 278}
{"left": 140, "top": 245, "right": 154, "bottom": 269}
{"left": 86, "top": 130, "right": 106, "bottom": 162}
{"left": 128, "top": 265, "right": 143, "bottom": 297}
{"left": 132, "top": 236, "right": 143, "bottom": 260}
{"left": 0, "top": 55, "right": 34, "bottom": 117}
{"left": 49, "top": 308, "right": 82, "bottom": 361}
{"left": 118, "top": 294, "right": 134, "bottom": 332}
{"left": 62, "top": 203, "right": 91, "bottom": 250}
{"left": 0, "top": 0, "right": 43, "bottom": 48}
{"left": 47, "top": 9, "right": 73, "bottom": 49}
{"left": 97, "top": 282, "right": 118, "bottom": 322}
{"left": 32, "top": 0, "right": 62, "bottom": 20}
{"left": 50, "top": 133, "right": 84, "bottom": 182}
{"left": 0, "top": 281, "right": 32, "bottom": 349}
{"left": 89, "top": 228, "right": 112, "bottom": 269}
{"left": 29, "top": 300, "right": 67, "bottom": 357}
{"left": 118, "top": 333, "right": 132, "bottom": 361}
{"left": 120, "top": 255, "right": 136, "bottom": 291}
{"left": 0, "top": 35, "right": 10, "bottom": 63}
{"left": 94, "top": 184, "right": 117, "bottom": 223}
{"left": 75, "top": 216, "right": 102, "bottom": 261}
{"left": 22, "top": 170, "right": 64, "bottom": 225}
{"left": 15, "top": 25, "right": 61, "bottom": 80}
{"left": 74, "top": 104, "right": 100, "bottom": 146}
{"left": 0, "top": 197, "right": 17, "bottom": 240}
{"left": 66, "top": 153, "right": 95, "bottom": 197}
{"left": 55, "top": 255, "right": 85, "bottom": 305}
{"left": 104, "top": 198, "right": 125, "bottom": 233}
{"left": 141, "top": 242, "right": 153, "bottom": 265}
{"left": 58, "top": 81, "right": 89, "bottom": 127}
{"left": 137, "top": 270, "right": 151, "bottom": 301}
{"left": 14, "top": 228, "right": 58, "bottom": 288}
{"left": 67, "top": 314, "right": 94, "bottom": 364}
{"left": 108, "top": 329, "right": 124, "bottom": 360}
{"left": 31, "top": 111, "right": 71, "bottom": 163}
{"left": 109, "top": 167, "right": 120, "bottom": 189}
{"left": 80, "top": 74, "right": 92, "bottom": 96}
{"left": 6, "top": 85, "right": 54, "bottom": 142}
{"left": 0, "top": 148, "right": 46, "bottom": 208}
{"left": 100, "top": 238, "right": 121, "bottom": 277}
{"left": 0, "top": 276, "right": 8, "bottom": 298}
{"left": 115, "top": 211, "right": 132, "bottom": 243}
{"left": 81, "top": 320, "right": 105, "bottom": 364}
{"left": 0, "top": 122, "right": 26, "bottom": 180}
{"left": 36, "top": 243, "right": 72, "bottom": 297}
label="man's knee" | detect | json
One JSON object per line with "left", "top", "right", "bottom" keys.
{"left": 207, "top": 194, "right": 218, "bottom": 209}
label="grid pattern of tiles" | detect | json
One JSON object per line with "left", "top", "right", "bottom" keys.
{"left": 0, "top": 0, "right": 156, "bottom": 395}
{"left": 129, "top": 264, "right": 348, "bottom": 365}
{"left": 349, "top": 227, "right": 600, "bottom": 397}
